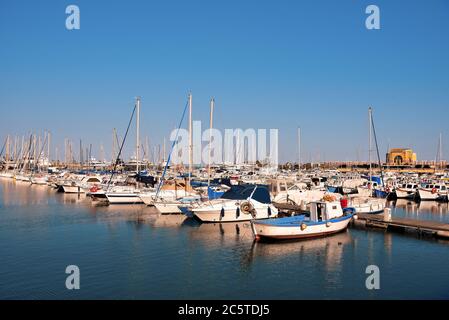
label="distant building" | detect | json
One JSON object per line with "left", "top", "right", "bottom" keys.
{"left": 386, "top": 148, "right": 417, "bottom": 165}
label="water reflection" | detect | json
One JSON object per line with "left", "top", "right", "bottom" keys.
{"left": 2, "top": 179, "right": 449, "bottom": 299}
{"left": 390, "top": 199, "right": 449, "bottom": 222}
{"left": 249, "top": 231, "right": 352, "bottom": 260}
{"left": 148, "top": 213, "right": 190, "bottom": 228}
{"left": 189, "top": 222, "right": 253, "bottom": 246}
{"left": 0, "top": 179, "right": 54, "bottom": 207}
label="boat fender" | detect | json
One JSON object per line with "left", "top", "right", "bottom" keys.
{"left": 326, "top": 222, "right": 331, "bottom": 228}
{"left": 267, "top": 207, "right": 271, "bottom": 217}
{"left": 300, "top": 223, "right": 307, "bottom": 231}
{"left": 220, "top": 208, "right": 225, "bottom": 220}
{"left": 236, "top": 207, "right": 240, "bottom": 218}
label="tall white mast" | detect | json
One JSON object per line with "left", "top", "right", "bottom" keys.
{"left": 112, "top": 128, "right": 116, "bottom": 162}
{"left": 438, "top": 132, "right": 443, "bottom": 168}
{"left": 188, "top": 93, "right": 193, "bottom": 185}
{"left": 440, "top": 133, "right": 444, "bottom": 167}
{"left": 368, "top": 107, "right": 372, "bottom": 180}
{"left": 13, "top": 136, "right": 18, "bottom": 162}
{"left": 136, "top": 97, "right": 141, "bottom": 173}
{"left": 5, "top": 135, "right": 9, "bottom": 163}
{"left": 146, "top": 136, "right": 150, "bottom": 164}
{"left": 208, "top": 98, "right": 215, "bottom": 186}
{"left": 100, "top": 143, "right": 105, "bottom": 162}
{"left": 163, "top": 137, "right": 166, "bottom": 163}
{"left": 297, "top": 127, "right": 301, "bottom": 173}
{"left": 47, "top": 131, "right": 51, "bottom": 164}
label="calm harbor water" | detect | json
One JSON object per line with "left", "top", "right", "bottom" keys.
{"left": 1, "top": 179, "right": 448, "bottom": 300}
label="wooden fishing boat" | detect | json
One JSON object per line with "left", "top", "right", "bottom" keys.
{"left": 251, "top": 199, "right": 355, "bottom": 241}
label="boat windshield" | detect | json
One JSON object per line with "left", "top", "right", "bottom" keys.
{"left": 220, "top": 184, "right": 271, "bottom": 204}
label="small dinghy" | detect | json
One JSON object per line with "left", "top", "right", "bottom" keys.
{"left": 251, "top": 196, "right": 355, "bottom": 241}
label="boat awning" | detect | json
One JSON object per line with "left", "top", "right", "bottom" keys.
{"left": 220, "top": 184, "right": 271, "bottom": 204}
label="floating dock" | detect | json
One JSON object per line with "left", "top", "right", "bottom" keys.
{"left": 354, "top": 211, "right": 449, "bottom": 239}
{"left": 273, "top": 203, "right": 449, "bottom": 240}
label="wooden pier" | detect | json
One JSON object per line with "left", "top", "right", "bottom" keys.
{"left": 354, "top": 211, "right": 449, "bottom": 239}
{"left": 273, "top": 203, "right": 449, "bottom": 240}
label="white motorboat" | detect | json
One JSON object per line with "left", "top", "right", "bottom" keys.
{"left": 139, "top": 189, "right": 193, "bottom": 206}
{"left": 190, "top": 184, "right": 278, "bottom": 223}
{"left": 30, "top": 174, "right": 49, "bottom": 185}
{"left": 357, "top": 180, "right": 377, "bottom": 197}
{"left": 272, "top": 183, "right": 327, "bottom": 207}
{"left": 14, "top": 174, "right": 31, "bottom": 182}
{"left": 154, "top": 196, "right": 201, "bottom": 214}
{"left": 346, "top": 196, "right": 385, "bottom": 214}
{"left": 0, "top": 171, "right": 14, "bottom": 178}
{"left": 251, "top": 200, "right": 355, "bottom": 241}
{"left": 395, "top": 183, "right": 419, "bottom": 199}
{"left": 105, "top": 186, "right": 143, "bottom": 204}
{"left": 62, "top": 175, "right": 102, "bottom": 193}
{"left": 418, "top": 183, "right": 448, "bottom": 201}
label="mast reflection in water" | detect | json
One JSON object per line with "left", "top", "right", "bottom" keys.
{"left": 1, "top": 179, "right": 449, "bottom": 299}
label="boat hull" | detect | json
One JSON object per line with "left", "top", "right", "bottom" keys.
{"left": 154, "top": 202, "right": 184, "bottom": 214}
{"left": 418, "top": 189, "right": 443, "bottom": 201}
{"left": 193, "top": 205, "right": 277, "bottom": 223}
{"left": 395, "top": 188, "right": 416, "bottom": 199}
{"left": 357, "top": 187, "right": 372, "bottom": 197}
{"left": 251, "top": 215, "right": 352, "bottom": 241}
{"left": 62, "top": 185, "right": 85, "bottom": 193}
{"left": 350, "top": 199, "right": 385, "bottom": 215}
{"left": 106, "top": 194, "right": 143, "bottom": 204}
{"left": 31, "top": 177, "right": 48, "bottom": 185}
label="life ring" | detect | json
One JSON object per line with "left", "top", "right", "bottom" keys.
{"left": 240, "top": 201, "right": 255, "bottom": 217}
{"left": 432, "top": 188, "right": 437, "bottom": 194}
{"left": 386, "top": 187, "right": 391, "bottom": 193}
{"left": 90, "top": 185, "right": 99, "bottom": 193}
{"left": 300, "top": 223, "right": 307, "bottom": 231}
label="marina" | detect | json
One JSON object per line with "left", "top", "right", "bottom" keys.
{"left": 1, "top": 100, "right": 449, "bottom": 300}
{"left": 1, "top": 0, "right": 449, "bottom": 304}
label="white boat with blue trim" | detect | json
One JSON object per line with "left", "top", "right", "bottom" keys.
{"left": 190, "top": 184, "right": 278, "bottom": 223}
{"left": 251, "top": 199, "right": 355, "bottom": 241}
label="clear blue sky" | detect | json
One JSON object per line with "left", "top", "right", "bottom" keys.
{"left": 1, "top": 0, "right": 448, "bottom": 163}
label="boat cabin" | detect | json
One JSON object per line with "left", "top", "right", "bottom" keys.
{"left": 363, "top": 181, "right": 379, "bottom": 188}
{"left": 423, "top": 184, "right": 447, "bottom": 191}
{"left": 81, "top": 176, "right": 102, "bottom": 184}
{"left": 311, "top": 177, "right": 327, "bottom": 187}
{"left": 268, "top": 179, "right": 306, "bottom": 196}
{"left": 310, "top": 201, "right": 343, "bottom": 222}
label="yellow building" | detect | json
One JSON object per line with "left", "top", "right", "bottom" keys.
{"left": 386, "top": 148, "right": 417, "bottom": 165}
